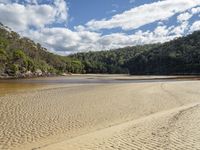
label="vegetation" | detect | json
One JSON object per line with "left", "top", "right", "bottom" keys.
{"left": 126, "top": 31, "right": 200, "bottom": 75}
{"left": 71, "top": 31, "right": 200, "bottom": 75}
{"left": 0, "top": 24, "right": 84, "bottom": 77}
{"left": 70, "top": 45, "right": 158, "bottom": 74}
{"left": 1, "top": 22, "right": 200, "bottom": 77}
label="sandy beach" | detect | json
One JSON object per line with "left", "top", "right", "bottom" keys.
{"left": 1, "top": 76, "right": 200, "bottom": 150}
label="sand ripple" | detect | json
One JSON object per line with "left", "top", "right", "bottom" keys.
{"left": 49, "top": 104, "right": 200, "bottom": 150}
{"left": 0, "top": 81, "right": 200, "bottom": 150}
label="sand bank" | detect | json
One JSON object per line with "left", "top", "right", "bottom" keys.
{"left": 0, "top": 79, "right": 200, "bottom": 150}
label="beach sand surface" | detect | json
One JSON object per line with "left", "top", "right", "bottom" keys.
{"left": 0, "top": 77, "right": 200, "bottom": 150}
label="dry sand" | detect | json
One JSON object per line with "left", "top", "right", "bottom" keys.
{"left": 1, "top": 78, "right": 200, "bottom": 150}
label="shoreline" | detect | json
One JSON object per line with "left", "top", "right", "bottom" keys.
{"left": 1, "top": 73, "right": 200, "bottom": 80}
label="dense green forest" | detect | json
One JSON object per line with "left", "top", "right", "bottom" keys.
{"left": 71, "top": 31, "right": 200, "bottom": 75}
{"left": 69, "top": 44, "right": 158, "bottom": 74}
{"left": 1, "top": 22, "right": 200, "bottom": 77}
{"left": 126, "top": 31, "right": 200, "bottom": 75}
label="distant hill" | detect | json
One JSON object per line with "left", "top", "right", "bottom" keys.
{"left": 71, "top": 31, "right": 200, "bottom": 75}
{"left": 126, "top": 31, "right": 200, "bottom": 75}
{"left": 70, "top": 44, "right": 159, "bottom": 74}
{"left": 1, "top": 23, "right": 200, "bottom": 77}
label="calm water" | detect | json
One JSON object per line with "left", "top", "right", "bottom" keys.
{"left": 0, "top": 82, "right": 42, "bottom": 96}
{"left": 0, "top": 75, "right": 194, "bottom": 96}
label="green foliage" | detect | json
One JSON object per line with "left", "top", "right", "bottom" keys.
{"left": 13, "top": 49, "right": 26, "bottom": 60}
{"left": 0, "top": 23, "right": 86, "bottom": 76}
{"left": 12, "top": 50, "right": 28, "bottom": 69}
{"left": 1, "top": 22, "right": 200, "bottom": 77}
{"left": 0, "top": 48, "right": 7, "bottom": 62}
{"left": 71, "top": 31, "right": 200, "bottom": 75}
{"left": 6, "top": 64, "right": 19, "bottom": 76}
{"left": 71, "top": 60, "right": 84, "bottom": 73}
{"left": 126, "top": 31, "right": 200, "bottom": 75}
{"left": 26, "top": 58, "right": 35, "bottom": 72}
{"left": 70, "top": 45, "right": 157, "bottom": 74}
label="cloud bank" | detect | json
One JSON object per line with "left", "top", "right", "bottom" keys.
{"left": 0, "top": 0, "right": 200, "bottom": 55}
{"left": 85, "top": 0, "right": 200, "bottom": 31}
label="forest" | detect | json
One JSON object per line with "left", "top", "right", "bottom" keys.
{"left": 0, "top": 23, "right": 84, "bottom": 78}
{"left": 71, "top": 31, "right": 200, "bottom": 75}
{"left": 1, "top": 22, "right": 200, "bottom": 77}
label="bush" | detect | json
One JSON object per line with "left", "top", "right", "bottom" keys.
{"left": 0, "top": 48, "right": 7, "bottom": 62}
{"left": 13, "top": 49, "right": 26, "bottom": 60}
{"left": 6, "top": 64, "right": 19, "bottom": 76}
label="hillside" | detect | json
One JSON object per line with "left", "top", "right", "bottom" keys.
{"left": 70, "top": 44, "right": 158, "bottom": 74}
{"left": 1, "top": 23, "right": 200, "bottom": 77}
{"left": 71, "top": 31, "right": 200, "bottom": 75}
{"left": 126, "top": 31, "right": 200, "bottom": 75}
{"left": 0, "top": 24, "right": 84, "bottom": 78}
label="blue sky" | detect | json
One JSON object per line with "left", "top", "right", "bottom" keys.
{"left": 67, "top": 0, "right": 153, "bottom": 28}
{"left": 0, "top": 0, "right": 200, "bottom": 55}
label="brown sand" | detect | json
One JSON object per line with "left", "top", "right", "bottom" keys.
{"left": 1, "top": 79, "right": 200, "bottom": 150}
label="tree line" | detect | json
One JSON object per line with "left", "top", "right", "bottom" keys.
{"left": 1, "top": 22, "right": 200, "bottom": 77}
{"left": 71, "top": 31, "right": 200, "bottom": 75}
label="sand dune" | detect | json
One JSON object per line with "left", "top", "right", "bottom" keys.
{"left": 0, "top": 80, "right": 200, "bottom": 150}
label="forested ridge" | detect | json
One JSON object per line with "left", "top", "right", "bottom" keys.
{"left": 71, "top": 31, "right": 200, "bottom": 75}
{"left": 126, "top": 31, "right": 200, "bottom": 75}
{"left": 69, "top": 44, "right": 158, "bottom": 74}
{"left": 1, "top": 23, "right": 200, "bottom": 78}
{"left": 72, "top": 31, "right": 200, "bottom": 75}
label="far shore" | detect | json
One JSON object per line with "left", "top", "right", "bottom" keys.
{"left": 1, "top": 73, "right": 200, "bottom": 81}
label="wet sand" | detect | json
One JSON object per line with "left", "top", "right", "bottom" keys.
{"left": 1, "top": 75, "right": 200, "bottom": 150}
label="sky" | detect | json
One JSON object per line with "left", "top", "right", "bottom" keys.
{"left": 0, "top": 0, "right": 200, "bottom": 55}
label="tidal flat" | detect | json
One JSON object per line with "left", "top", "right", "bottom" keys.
{"left": 1, "top": 75, "right": 200, "bottom": 150}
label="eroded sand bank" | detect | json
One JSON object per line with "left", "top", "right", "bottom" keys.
{"left": 1, "top": 78, "right": 200, "bottom": 150}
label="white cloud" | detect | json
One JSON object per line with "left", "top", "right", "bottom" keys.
{"left": 0, "top": 3, "right": 54, "bottom": 31}
{"left": 171, "top": 21, "right": 189, "bottom": 35}
{"left": 25, "top": 27, "right": 101, "bottom": 54}
{"left": 0, "top": 0, "right": 68, "bottom": 31}
{"left": 191, "top": 7, "right": 200, "bottom": 14}
{"left": 177, "top": 12, "right": 192, "bottom": 23}
{"left": 25, "top": 25, "right": 181, "bottom": 55}
{"left": 53, "top": 0, "right": 68, "bottom": 23}
{"left": 95, "top": 29, "right": 179, "bottom": 51}
{"left": 154, "top": 26, "right": 169, "bottom": 37}
{"left": 85, "top": 0, "right": 200, "bottom": 31}
{"left": 190, "top": 21, "right": 200, "bottom": 32}
{"left": 0, "top": 0, "right": 200, "bottom": 55}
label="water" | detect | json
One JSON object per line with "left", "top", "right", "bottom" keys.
{"left": 0, "top": 82, "right": 42, "bottom": 96}
{"left": 0, "top": 75, "right": 196, "bottom": 96}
